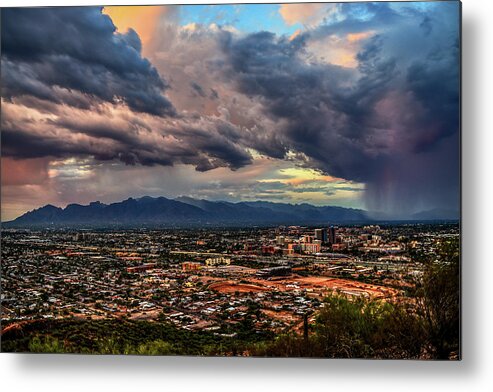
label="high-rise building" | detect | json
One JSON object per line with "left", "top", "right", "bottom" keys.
{"left": 329, "top": 226, "right": 337, "bottom": 244}
{"left": 314, "top": 228, "right": 328, "bottom": 243}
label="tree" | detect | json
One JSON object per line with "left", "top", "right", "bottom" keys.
{"left": 415, "top": 239, "right": 460, "bottom": 359}
{"left": 29, "top": 336, "right": 68, "bottom": 353}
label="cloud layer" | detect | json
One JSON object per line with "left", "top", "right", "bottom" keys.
{"left": 1, "top": 7, "right": 174, "bottom": 115}
{"left": 219, "top": 2, "right": 460, "bottom": 215}
{"left": 1, "top": 3, "right": 460, "bottom": 219}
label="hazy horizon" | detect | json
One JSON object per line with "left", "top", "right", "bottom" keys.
{"left": 4, "top": 193, "right": 460, "bottom": 223}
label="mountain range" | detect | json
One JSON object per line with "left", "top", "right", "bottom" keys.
{"left": 2, "top": 196, "right": 459, "bottom": 228}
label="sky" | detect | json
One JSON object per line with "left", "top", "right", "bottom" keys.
{"left": 1, "top": 1, "right": 460, "bottom": 221}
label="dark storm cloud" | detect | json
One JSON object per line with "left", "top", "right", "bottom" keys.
{"left": 420, "top": 16, "right": 433, "bottom": 36}
{"left": 1, "top": 121, "right": 117, "bottom": 161}
{"left": 221, "top": 31, "right": 389, "bottom": 183}
{"left": 209, "top": 88, "right": 219, "bottom": 100}
{"left": 406, "top": 38, "right": 460, "bottom": 153}
{"left": 1, "top": 99, "right": 252, "bottom": 171}
{"left": 1, "top": 3, "right": 460, "bottom": 218}
{"left": 1, "top": 7, "right": 174, "bottom": 116}
{"left": 1, "top": 7, "right": 256, "bottom": 173}
{"left": 175, "top": 121, "right": 253, "bottom": 171}
{"left": 48, "top": 117, "right": 147, "bottom": 149}
{"left": 190, "top": 82, "right": 207, "bottom": 98}
{"left": 219, "top": 2, "right": 460, "bottom": 215}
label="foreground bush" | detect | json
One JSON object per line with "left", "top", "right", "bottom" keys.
{"left": 251, "top": 239, "right": 460, "bottom": 360}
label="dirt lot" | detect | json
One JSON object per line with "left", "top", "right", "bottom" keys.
{"left": 209, "top": 281, "right": 270, "bottom": 293}
{"left": 279, "top": 276, "right": 399, "bottom": 298}
{"left": 207, "top": 275, "right": 399, "bottom": 299}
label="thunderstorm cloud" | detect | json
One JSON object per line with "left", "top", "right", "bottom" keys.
{"left": 1, "top": 3, "right": 460, "bottom": 220}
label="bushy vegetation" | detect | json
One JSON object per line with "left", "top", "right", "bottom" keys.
{"left": 250, "top": 295, "right": 425, "bottom": 359}
{"left": 414, "top": 239, "right": 460, "bottom": 359}
{"left": 1, "top": 318, "right": 269, "bottom": 356}
{"left": 251, "top": 239, "right": 460, "bottom": 359}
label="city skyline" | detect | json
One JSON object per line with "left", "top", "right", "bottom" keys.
{"left": 1, "top": 2, "right": 460, "bottom": 221}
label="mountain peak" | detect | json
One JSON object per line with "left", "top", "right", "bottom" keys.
{"left": 38, "top": 204, "right": 61, "bottom": 211}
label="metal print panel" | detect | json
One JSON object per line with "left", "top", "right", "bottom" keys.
{"left": 0, "top": 1, "right": 461, "bottom": 359}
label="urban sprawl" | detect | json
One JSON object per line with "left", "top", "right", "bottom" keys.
{"left": 1, "top": 224, "right": 459, "bottom": 336}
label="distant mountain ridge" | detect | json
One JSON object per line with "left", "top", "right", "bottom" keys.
{"left": 410, "top": 208, "right": 460, "bottom": 221}
{"left": 2, "top": 196, "right": 459, "bottom": 228}
{"left": 4, "top": 196, "right": 369, "bottom": 228}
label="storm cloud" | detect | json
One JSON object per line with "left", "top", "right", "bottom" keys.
{"left": 1, "top": 3, "right": 460, "bottom": 219}
{"left": 1, "top": 99, "right": 252, "bottom": 171}
{"left": 221, "top": 31, "right": 392, "bottom": 182}
{"left": 1, "top": 7, "right": 174, "bottom": 115}
{"left": 217, "top": 2, "right": 460, "bottom": 216}
{"left": 1, "top": 7, "right": 256, "bottom": 172}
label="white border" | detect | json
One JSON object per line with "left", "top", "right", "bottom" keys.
{"left": 1, "top": 1, "right": 492, "bottom": 391}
